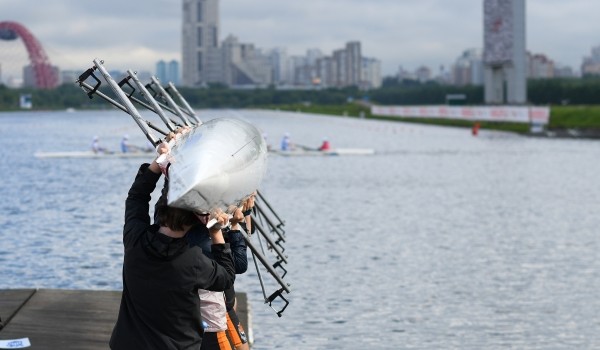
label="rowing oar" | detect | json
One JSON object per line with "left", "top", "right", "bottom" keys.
{"left": 295, "top": 143, "right": 318, "bottom": 151}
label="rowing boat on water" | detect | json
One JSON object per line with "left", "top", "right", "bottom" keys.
{"left": 269, "top": 148, "right": 375, "bottom": 157}
{"left": 36, "top": 148, "right": 375, "bottom": 159}
{"left": 33, "top": 151, "right": 154, "bottom": 159}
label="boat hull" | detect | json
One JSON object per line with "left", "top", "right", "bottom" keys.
{"left": 34, "top": 151, "right": 153, "bottom": 158}
{"left": 269, "top": 148, "right": 375, "bottom": 156}
{"left": 167, "top": 118, "right": 267, "bottom": 213}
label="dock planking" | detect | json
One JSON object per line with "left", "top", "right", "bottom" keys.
{"left": 0, "top": 289, "right": 250, "bottom": 349}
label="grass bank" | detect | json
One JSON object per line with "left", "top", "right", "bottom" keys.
{"left": 270, "top": 104, "right": 600, "bottom": 134}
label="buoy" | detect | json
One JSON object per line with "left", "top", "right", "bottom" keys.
{"left": 472, "top": 122, "right": 480, "bottom": 136}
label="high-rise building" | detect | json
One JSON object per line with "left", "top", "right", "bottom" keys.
{"left": 483, "top": 0, "right": 526, "bottom": 104}
{"left": 182, "top": 0, "right": 220, "bottom": 86}
{"left": 582, "top": 45, "right": 600, "bottom": 76}
{"left": 361, "top": 58, "right": 382, "bottom": 89}
{"left": 345, "top": 41, "right": 362, "bottom": 86}
{"left": 332, "top": 49, "right": 347, "bottom": 87}
{"left": 268, "top": 48, "right": 288, "bottom": 85}
{"left": 156, "top": 60, "right": 181, "bottom": 85}
{"left": 452, "top": 48, "right": 484, "bottom": 86}
{"left": 156, "top": 60, "right": 167, "bottom": 83}
{"left": 315, "top": 56, "right": 336, "bottom": 87}
{"left": 168, "top": 60, "right": 180, "bottom": 85}
{"left": 220, "top": 35, "right": 272, "bottom": 86}
{"left": 527, "top": 53, "right": 554, "bottom": 79}
{"left": 181, "top": 2, "right": 375, "bottom": 89}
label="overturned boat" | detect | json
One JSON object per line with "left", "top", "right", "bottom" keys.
{"left": 167, "top": 117, "right": 268, "bottom": 213}
{"left": 77, "top": 59, "right": 290, "bottom": 317}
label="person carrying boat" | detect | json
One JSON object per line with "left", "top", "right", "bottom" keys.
{"left": 318, "top": 137, "right": 331, "bottom": 151}
{"left": 174, "top": 194, "right": 255, "bottom": 350}
{"left": 109, "top": 142, "right": 236, "bottom": 350}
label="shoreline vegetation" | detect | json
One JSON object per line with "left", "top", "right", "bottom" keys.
{"left": 2, "top": 78, "right": 600, "bottom": 138}
{"left": 272, "top": 104, "right": 600, "bottom": 139}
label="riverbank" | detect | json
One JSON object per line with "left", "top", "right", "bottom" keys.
{"left": 270, "top": 103, "right": 600, "bottom": 139}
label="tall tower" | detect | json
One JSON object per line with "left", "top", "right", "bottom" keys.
{"left": 182, "top": 0, "right": 220, "bottom": 86}
{"left": 483, "top": 0, "right": 526, "bottom": 104}
{"left": 345, "top": 41, "right": 362, "bottom": 87}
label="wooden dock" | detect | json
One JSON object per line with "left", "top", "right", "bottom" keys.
{"left": 0, "top": 289, "right": 250, "bottom": 349}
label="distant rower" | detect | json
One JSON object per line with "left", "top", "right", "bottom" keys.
{"left": 318, "top": 137, "right": 331, "bottom": 151}
{"left": 280, "top": 133, "right": 291, "bottom": 151}
{"left": 91, "top": 136, "right": 108, "bottom": 153}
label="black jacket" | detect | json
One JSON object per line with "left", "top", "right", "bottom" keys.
{"left": 188, "top": 226, "right": 248, "bottom": 311}
{"left": 110, "top": 164, "right": 235, "bottom": 350}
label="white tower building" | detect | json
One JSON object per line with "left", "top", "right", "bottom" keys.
{"left": 182, "top": 0, "right": 221, "bottom": 86}
{"left": 483, "top": 0, "right": 526, "bottom": 104}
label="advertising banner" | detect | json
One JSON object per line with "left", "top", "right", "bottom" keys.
{"left": 371, "top": 105, "right": 550, "bottom": 125}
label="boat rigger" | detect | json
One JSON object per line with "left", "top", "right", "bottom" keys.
{"left": 76, "top": 58, "right": 291, "bottom": 317}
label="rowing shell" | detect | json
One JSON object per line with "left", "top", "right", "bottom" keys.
{"left": 269, "top": 148, "right": 375, "bottom": 157}
{"left": 34, "top": 151, "right": 154, "bottom": 159}
{"left": 167, "top": 117, "right": 268, "bottom": 213}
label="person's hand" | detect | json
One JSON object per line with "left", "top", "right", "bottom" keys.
{"left": 243, "top": 192, "right": 256, "bottom": 212}
{"left": 156, "top": 141, "right": 170, "bottom": 155}
{"left": 149, "top": 141, "right": 170, "bottom": 174}
{"left": 165, "top": 131, "right": 176, "bottom": 142}
{"left": 228, "top": 206, "right": 244, "bottom": 226}
{"left": 208, "top": 208, "right": 230, "bottom": 233}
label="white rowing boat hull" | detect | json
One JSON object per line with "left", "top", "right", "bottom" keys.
{"left": 269, "top": 148, "right": 375, "bottom": 157}
{"left": 34, "top": 151, "right": 153, "bottom": 159}
{"left": 167, "top": 118, "right": 267, "bottom": 213}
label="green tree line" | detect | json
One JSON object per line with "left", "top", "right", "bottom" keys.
{"left": 2, "top": 77, "right": 600, "bottom": 111}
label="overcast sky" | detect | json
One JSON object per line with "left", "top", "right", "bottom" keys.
{"left": 1, "top": 0, "right": 599, "bottom": 77}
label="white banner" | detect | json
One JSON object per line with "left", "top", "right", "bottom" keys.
{"left": 0, "top": 338, "right": 31, "bottom": 349}
{"left": 371, "top": 105, "right": 550, "bottom": 125}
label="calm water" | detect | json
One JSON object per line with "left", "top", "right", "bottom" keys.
{"left": 1, "top": 109, "right": 600, "bottom": 349}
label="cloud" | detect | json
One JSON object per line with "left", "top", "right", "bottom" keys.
{"left": 1, "top": 0, "right": 599, "bottom": 78}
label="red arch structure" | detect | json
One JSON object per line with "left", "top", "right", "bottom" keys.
{"left": 0, "top": 21, "right": 58, "bottom": 88}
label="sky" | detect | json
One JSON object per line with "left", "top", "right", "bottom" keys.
{"left": 1, "top": 0, "right": 600, "bottom": 78}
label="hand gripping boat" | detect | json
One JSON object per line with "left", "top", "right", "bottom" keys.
{"left": 167, "top": 117, "right": 268, "bottom": 213}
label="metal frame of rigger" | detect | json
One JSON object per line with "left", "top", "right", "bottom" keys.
{"left": 76, "top": 59, "right": 291, "bottom": 317}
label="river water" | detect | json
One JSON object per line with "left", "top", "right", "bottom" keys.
{"left": 1, "top": 109, "right": 599, "bottom": 349}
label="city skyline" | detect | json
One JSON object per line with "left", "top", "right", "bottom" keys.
{"left": 1, "top": 0, "right": 600, "bottom": 77}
